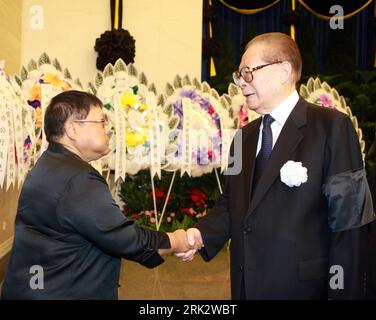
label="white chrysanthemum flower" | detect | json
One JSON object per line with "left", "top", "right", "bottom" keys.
{"left": 280, "top": 160, "right": 308, "bottom": 187}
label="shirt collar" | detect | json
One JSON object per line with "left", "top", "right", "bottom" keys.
{"left": 48, "top": 141, "right": 85, "bottom": 162}
{"left": 269, "top": 90, "right": 299, "bottom": 126}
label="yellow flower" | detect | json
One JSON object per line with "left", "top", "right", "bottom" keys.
{"left": 35, "top": 108, "right": 42, "bottom": 127}
{"left": 61, "top": 81, "right": 71, "bottom": 91}
{"left": 43, "top": 72, "right": 65, "bottom": 87}
{"left": 29, "top": 84, "right": 41, "bottom": 101}
{"left": 139, "top": 104, "right": 147, "bottom": 111}
{"left": 125, "top": 128, "right": 148, "bottom": 147}
{"left": 121, "top": 92, "right": 138, "bottom": 109}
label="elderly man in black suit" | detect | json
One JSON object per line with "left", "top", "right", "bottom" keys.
{"left": 178, "top": 32, "right": 375, "bottom": 299}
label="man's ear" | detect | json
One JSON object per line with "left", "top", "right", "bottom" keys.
{"left": 279, "top": 61, "right": 293, "bottom": 84}
{"left": 64, "top": 120, "right": 78, "bottom": 140}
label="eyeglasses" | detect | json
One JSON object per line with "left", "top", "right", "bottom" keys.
{"left": 72, "top": 118, "right": 109, "bottom": 129}
{"left": 232, "top": 61, "right": 283, "bottom": 85}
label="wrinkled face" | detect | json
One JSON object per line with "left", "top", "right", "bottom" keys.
{"left": 72, "top": 106, "right": 110, "bottom": 162}
{"left": 238, "top": 44, "right": 285, "bottom": 115}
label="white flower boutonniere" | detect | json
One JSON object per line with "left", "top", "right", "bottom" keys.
{"left": 280, "top": 161, "right": 308, "bottom": 187}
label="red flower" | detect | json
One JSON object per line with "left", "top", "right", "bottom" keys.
{"left": 154, "top": 188, "right": 165, "bottom": 200}
{"left": 149, "top": 187, "right": 172, "bottom": 203}
{"left": 187, "top": 188, "right": 208, "bottom": 208}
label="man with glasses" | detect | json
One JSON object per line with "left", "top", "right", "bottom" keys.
{"left": 179, "top": 32, "right": 375, "bottom": 299}
{"left": 1, "top": 90, "right": 197, "bottom": 299}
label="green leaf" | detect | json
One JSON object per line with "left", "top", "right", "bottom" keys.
{"left": 63, "top": 68, "right": 72, "bottom": 80}
{"left": 165, "top": 83, "right": 174, "bottom": 96}
{"left": 88, "top": 82, "right": 97, "bottom": 95}
{"left": 313, "top": 78, "right": 321, "bottom": 91}
{"left": 228, "top": 83, "right": 238, "bottom": 97}
{"left": 38, "top": 52, "right": 51, "bottom": 66}
{"left": 104, "top": 103, "right": 113, "bottom": 110}
{"left": 182, "top": 75, "right": 191, "bottom": 86}
{"left": 95, "top": 72, "right": 103, "bottom": 87}
{"left": 192, "top": 78, "right": 201, "bottom": 90}
{"left": 299, "top": 85, "right": 309, "bottom": 98}
{"left": 52, "top": 58, "right": 62, "bottom": 72}
{"left": 75, "top": 78, "right": 83, "bottom": 88}
{"left": 223, "top": 94, "right": 231, "bottom": 104}
{"left": 229, "top": 107, "right": 234, "bottom": 118}
{"left": 307, "top": 77, "right": 315, "bottom": 93}
{"left": 168, "top": 117, "right": 179, "bottom": 130}
{"left": 173, "top": 75, "right": 182, "bottom": 89}
{"left": 14, "top": 75, "right": 22, "bottom": 87}
{"left": 103, "top": 64, "right": 114, "bottom": 77}
{"left": 27, "top": 59, "right": 37, "bottom": 71}
{"left": 164, "top": 104, "right": 173, "bottom": 118}
{"left": 211, "top": 88, "right": 219, "bottom": 100}
{"left": 114, "top": 59, "right": 126, "bottom": 72}
{"left": 127, "top": 64, "right": 138, "bottom": 77}
{"left": 149, "top": 83, "right": 157, "bottom": 96}
{"left": 220, "top": 96, "right": 228, "bottom": 109}
{"left": 20, "top": 66, "right": 28, "bottom": 81}
{"left": 139, "top": 72, "right": 148, "bottom": 86}
{"left": 202, "top": 81, "right": 211, "bottom": 93}
{"left": 132, "top": 85, "right": 139, "bottom": 95}
{"left": 157, "top": 94, "right": 165, "bottom": 107}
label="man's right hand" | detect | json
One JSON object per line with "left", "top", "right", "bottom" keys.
{"left": 175, "top": 228, "right": 203, "bottom": 262}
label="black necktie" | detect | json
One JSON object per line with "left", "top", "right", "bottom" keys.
{"left": 253, "top": 114, "right": 275, "bottom": 185}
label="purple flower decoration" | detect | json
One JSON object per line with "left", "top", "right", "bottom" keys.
{"left": 180, "top": 89, "right": 197, "bottom": 100}
{"left": 169, "top": 88, "right": 223, "bottom": 165}
{"left": 23, "top": 135, "right": 32, "bottom": 165}
{"left": 27, "top": 100, "right": 41, "bottom": 109}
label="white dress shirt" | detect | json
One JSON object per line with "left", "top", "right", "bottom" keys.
{"left": 256, "top": 90, "right": 299, "bottom": 156}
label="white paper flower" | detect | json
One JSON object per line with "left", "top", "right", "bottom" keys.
{"left": 280, "top": 160, "right": 308, "bottom": 187}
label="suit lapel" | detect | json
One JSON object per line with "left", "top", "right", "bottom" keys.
{"left": 241, "top": 118, "right": 261, "bottom": 212}
{"left": 247, "top": 97, "right": 308, "bottom": 216}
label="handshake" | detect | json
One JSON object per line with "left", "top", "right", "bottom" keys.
{"left": 159, "top": 228, "right": 203, "bottom": 262}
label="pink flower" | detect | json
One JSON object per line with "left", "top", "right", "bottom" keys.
{"left": 170, "top": 213, "right": 175, "bottom": 217}
{"left": 196, "top": 213, "right": 203, "bottom": 218}
{"left": 237, "top": 103, "right": 249, "bottom": 128}
{"left": 144, "top": 210, "right": 152, "bottom": 216}
{"left": 318, "top": 94, "right": 333, "bottom": 108}
{"left": 167, "top": 217, "right": 172, "bottom": 223}
{"left": 149, "top": 217, "right": 156, "bottom": 223}
{"left": 181, "top": 208, "right": 196, "bottom": 216}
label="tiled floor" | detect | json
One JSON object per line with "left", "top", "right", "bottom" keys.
{"left": 119, "top": 249, "right": 231, "bottom": 300}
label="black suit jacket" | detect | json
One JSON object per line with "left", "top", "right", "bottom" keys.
{"left": 197, "top": 97, "right": 375, "bottom": 299}
{"left": 1, "top": 142, "right": 170, "bottom": 300}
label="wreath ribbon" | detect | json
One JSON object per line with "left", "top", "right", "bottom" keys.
{"left": 110, "top": 0, "right": 123, "bottom": 30}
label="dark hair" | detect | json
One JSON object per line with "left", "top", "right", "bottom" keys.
{"left": 44, "top": 90, "right": 103, "bottom": 142}
{"left": 245, "top": 32, "right": 302, "bottom": 82}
